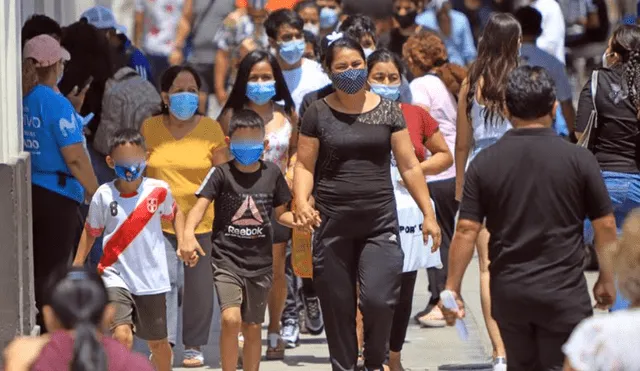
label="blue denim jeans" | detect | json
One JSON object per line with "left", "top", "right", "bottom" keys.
{"left": 585, "top": 171, "right": 640, "bottom": 311}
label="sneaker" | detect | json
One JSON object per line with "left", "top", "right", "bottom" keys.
{"left": 280, "top": 319, "right": 300, "bottom": 348}
{"left": 417, "top": 306, "right": 446, "bottom": 328}
{"left": 303, "top": 296, "right": 324, "bottom": 335}
{"left": 265, "top": 333, "right": 285, "bottom": 360}
{"left": 493, "top": 357, "right": 507, "bottom": 371}
{"left": 182, "top": 349, "right": 204, "bottom": 368}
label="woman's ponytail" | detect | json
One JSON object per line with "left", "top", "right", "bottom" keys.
{"left": 624, "top": 50, "right": 640, "bottom": 120}
{"left": 71, "top": 319, "right": 107, "bottom": 371}
{"left": 22, "top": 58, "right": 38, "bottom": 97}
{"left": 45, "top": 267, "right": 109, "bottom": 371}
{"left": 433, "top": 61, "right": 467, "bottom": 97}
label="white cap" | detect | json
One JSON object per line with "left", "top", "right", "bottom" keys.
{"left": 80, "top": 6, "right": 127, "bottom": 34}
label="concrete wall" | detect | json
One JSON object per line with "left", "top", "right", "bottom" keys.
{"left": 0, "top": 155, "right": 35, "bottom": 350}
{"left": 0, "top": 0, "right": 35, "bottom": 352}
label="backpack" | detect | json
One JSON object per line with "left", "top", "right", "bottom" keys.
{"left": 93, "top": 67, "right": 161, "bottom": 155}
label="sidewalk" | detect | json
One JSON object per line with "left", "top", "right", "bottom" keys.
{"left": 140, "top": 256, "right": 491, "bottom": 370}
{"left": 138, "top": 258, "right": 599, "bottom": 370}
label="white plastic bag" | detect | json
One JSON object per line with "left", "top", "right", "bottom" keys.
{"left": 391, "top": 157, "right": 442, "bottom": 272}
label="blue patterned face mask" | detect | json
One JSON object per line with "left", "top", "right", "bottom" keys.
{"left": 279, "top": 39, "right": 306, "bottom": 65}
{"left": 114, "top": 161, "right": 146, "bottom": 182}
{"left": 370, "top": 83, "right": 401, "bottom": 101}
{"left": 320, "top": 7, "right": 339, "bottom": 29}
{"left": 169, "top": 92, "right": 199, "bottom": 120}
{"left": 230, "top": 141, "right": 265, "bottom": 166}
{"left": 331, "top": 68, "right": 368, "bottom": 95}
{"left": 246, "top": 81, "right": 276, "bottom": 105}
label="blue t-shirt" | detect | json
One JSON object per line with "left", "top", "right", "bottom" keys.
{"left": 124, "top": 39, "right": 153, "bottom": 83}
{"left": 23, "top": 85, "right": 86, "bottom": 203}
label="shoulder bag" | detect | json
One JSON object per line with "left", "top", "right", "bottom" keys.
{"left": 577, "top": 70, "right": 599, "bottom": 149}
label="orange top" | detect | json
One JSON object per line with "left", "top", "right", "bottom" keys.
{"left": 235, "top": 0, "right": 299, "bottom": 10}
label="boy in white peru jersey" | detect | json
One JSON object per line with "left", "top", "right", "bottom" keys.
{"left": 73, "top": 129, "right": 184, "bottom": 371}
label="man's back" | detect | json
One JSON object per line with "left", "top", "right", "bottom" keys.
{"left": 460, "top": 127, "right": 611, "bottom": 324}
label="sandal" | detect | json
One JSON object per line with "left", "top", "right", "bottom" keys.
{"left": 182, "top": 349, "right": 204, "bottom": 368}
{"left": 418, "top": 306, "right": 446, "bottom": 328}
{"left": 265, "top": 333, "right": 285, "bottom": 360}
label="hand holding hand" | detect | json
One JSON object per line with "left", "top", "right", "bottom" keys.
{"left": 294, "top": 201, "right": 321, "bottom": 231}
{"left": 178, "top": 234, "right": 205, "bottom": 268}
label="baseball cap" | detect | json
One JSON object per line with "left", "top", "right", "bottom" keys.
{"left": 23, "top": 34, "right": 70, "bottom": 67}
{"left": 80, "top": 6, "right": 127, "bottom": 34}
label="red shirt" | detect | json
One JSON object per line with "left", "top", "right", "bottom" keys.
{"left": 32, "top": 331, "right": 154, "bottom": 371}
{"left": 400, "top": 103, "right": 439, "bottom": 161}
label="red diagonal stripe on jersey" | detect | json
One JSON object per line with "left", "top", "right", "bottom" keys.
{"left": 98, "top": 187, "right": 167, "bottom": 274}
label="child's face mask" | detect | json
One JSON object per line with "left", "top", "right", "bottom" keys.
{"left": 230, "top": 141, "right": 265, "bottom": 166}
{"left": 114, "top": 161, "right": 146, "bottom": 182}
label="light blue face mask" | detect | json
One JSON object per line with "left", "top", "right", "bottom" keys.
{"left": 56, "top": 71, "right": 64, "bottom": 85}
{"left": 370, "top": 83, "right": 401, "bottom": 101}
{"left": 246, "top": 81, "right": 277, "bottom": 105}
{"left": 230, "top": 141, "right": 265, "bottom": 166}
{"left": 320, "top": 7, "right": 339, "bottom": 29}
{"left": 279, "top": 39, "right": 306, "bottom": 65}
{"left": 169, "top": 92, "right": 199, "bottom": 121}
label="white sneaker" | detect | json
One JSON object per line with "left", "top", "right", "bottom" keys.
{"left": 280, "top": 319, "right": 300, "bottom": 348}
{"left": 493, "top": 357, "right": 507, "bottom": 371}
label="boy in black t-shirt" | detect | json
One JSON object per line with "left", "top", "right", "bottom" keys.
{"left": 182, "top": 110, "right": 297, "bottom": 371}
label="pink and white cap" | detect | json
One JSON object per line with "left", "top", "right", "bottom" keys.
{"left": 23, "top": 34, "right": 70, "bottom": 67}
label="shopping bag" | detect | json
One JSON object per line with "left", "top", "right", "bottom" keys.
{"left": 391, "top": 159, "right": 442, "bottom": 272}
{"left": 291, "top": 200, "right": 313, "bottom": 278}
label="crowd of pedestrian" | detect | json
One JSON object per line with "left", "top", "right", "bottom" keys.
{"left": 6, "top": 0, "right": 640, "bottom": 370}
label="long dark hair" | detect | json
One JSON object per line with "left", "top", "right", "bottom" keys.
{"left": 159, "top": 65, "right": 203, "bottom": 115}
{"left": 322, "top": 36, "right": 365, "bottom": 69}
{"left": 59, "top": 19, "right": 114, "bottom": 137}
{"left": 222, "top": 50, "right": 295, "bottom": 116}
{"left": 610, "top": 24, "right": 640, "bottom": 119}
{"left": 45, "top": 267, "right": 109, "bottom": 371}
{"left": 465, "top": 12, "right": 521, "bottom": 125}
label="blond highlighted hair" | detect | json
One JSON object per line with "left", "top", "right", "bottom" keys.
{"left": 616, "top": 209, "right": 640, "bottom": 303}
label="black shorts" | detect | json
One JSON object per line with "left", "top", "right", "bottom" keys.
{"left": 108, "top": 287, "right": 168, "bottom": 341}
{"left": 272, "top": 210, "right": 292, "bottom": 244}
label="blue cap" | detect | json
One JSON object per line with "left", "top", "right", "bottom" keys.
{"left": 81, "top": 6, "right": 127, "bottom": 34}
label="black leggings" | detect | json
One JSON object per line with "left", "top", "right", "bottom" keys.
{"left": 427, "top": 177, "right": 458, "bottom": 301}
{"left": 32, "top": 185, "right": 82, "bottom": 332}
{"left": 314, "top": 210, "right": 403, "bottom": 371}
{"left": 389, "top": 271, "right": 418, "bottom": 352}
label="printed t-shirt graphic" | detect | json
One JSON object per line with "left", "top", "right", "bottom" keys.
{"left": 86, "top": 178, "right": 176, "bottom": 295}
{"left": 196, "top": 161, "right": 292, "bottom": 277}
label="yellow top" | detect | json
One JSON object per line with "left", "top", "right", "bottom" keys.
{"left": 142, "top": 115, "right": 226, "bottom": 234}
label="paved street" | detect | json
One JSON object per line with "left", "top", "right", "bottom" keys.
{"left": 134, "top": 256, "right": 599, "bottom": 370}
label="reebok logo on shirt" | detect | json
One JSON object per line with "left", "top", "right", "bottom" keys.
{"left": 227, "top": 196, "right": 266, "bottom": 239}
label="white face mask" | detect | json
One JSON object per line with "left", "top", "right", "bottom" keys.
{"left": 304, "top": 22, "right": 320, "bottom": 36}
